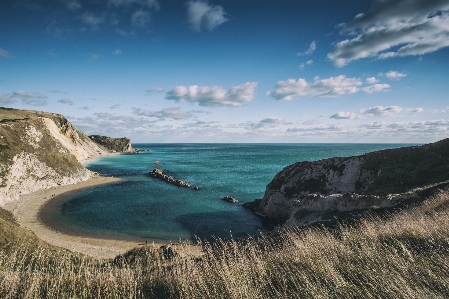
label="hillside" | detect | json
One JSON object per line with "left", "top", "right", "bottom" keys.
{"left": 88, "top": 135, "right": 133, "bottom": 153}
{"left": 252, "top": 138, "right": 449, "bottom": 227}
{"left": 0, "top": 107, "right": 111, "bottom": 205}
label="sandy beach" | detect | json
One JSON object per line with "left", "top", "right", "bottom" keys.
{"left": 3, "top": 175, "right": 147, "bottom": 259}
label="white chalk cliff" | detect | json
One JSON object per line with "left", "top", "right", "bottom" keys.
{"left": 0, "top": 108, "right": 111, "bottom": 206}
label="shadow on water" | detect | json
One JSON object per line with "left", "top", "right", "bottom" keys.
{"left": 176, "top": 210, "right": 268, "bottom": 242}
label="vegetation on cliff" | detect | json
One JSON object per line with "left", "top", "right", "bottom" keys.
{"left": 88, "top": 135, "right": 133, "bottom": 153}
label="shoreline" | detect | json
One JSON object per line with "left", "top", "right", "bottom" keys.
{"left": 3, "top": 175, "right": 150, "bottom": 259}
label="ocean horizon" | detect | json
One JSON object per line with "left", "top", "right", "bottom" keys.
{"left": 40, "top": 143, "right": 418, "bottom": 243}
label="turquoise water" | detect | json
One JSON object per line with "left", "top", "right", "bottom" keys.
{"left": 44, "top": 143, "right": 415, "bottom": 243}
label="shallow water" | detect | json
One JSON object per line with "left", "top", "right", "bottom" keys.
{"left": 43, "top": 143, "right": 414, "bottom": 242}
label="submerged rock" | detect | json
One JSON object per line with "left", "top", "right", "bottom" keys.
{"left": 222, "top": 196, "right": 238, "bottom": 203}
{"left": 149, "top": 168, "right": 190, "bottom": 188}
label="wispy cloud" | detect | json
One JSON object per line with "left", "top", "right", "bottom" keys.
{"left": 81, "top": 12, "right": 105, "bottom": 29}
{"left": 297, "top": 41, "right": 317, "bottom": 56}
{"left": 384, "top": 71, "right": 407, "bottom": 80}
{"left": 112, "top": 49, "right": 122, "bottom": 55}
{"left": 131, "top": 9, "right": 151, "bottom": 27}
{"left": 0, "top": 93, "right": 16, "bottom": 104}
{"left": 330, "top": 112, "right": 360, "bottom": 120}
{"left": 240, "top": 117, "right": 294, "bottom": 130}
{"left": 166, "top": 82, "right": 257, "bottom": 107}
{"left": 110, "top": 104, "right": 120, "bottom": 109}
{"left": 146, "top": 87, "right": 166, "bottom": 94}
{"left": 12, "top": 90, "right": 48, "bottom": 106}
{"left": 186, "top": 0, "right": 228, "bottom": 31}
{"left": 328, "top": 0, "right": 449, "bottom": 66}
{"left": 132, "top": 107, "right": 195, "bottom": 120}
{"left": 58, "top": 98, "right": 74, "bottom": 105}
{"left": 360, "top": 106, "right": 423, "bottom": 117}
{"left": 268, "top": 75, "right": 362, "bottom": 100}
{"left": 362, "top": 83, "right": 391, "bottom": 94}
{"left": 0, "top": 48, "right": 14, "bottom": 59}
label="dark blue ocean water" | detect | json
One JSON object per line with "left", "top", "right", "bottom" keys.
{"left": 45, "top": 143, "right": 414, "bottom": 243}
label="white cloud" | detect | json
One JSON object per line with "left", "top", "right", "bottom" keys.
{"left": 328, "top": 0, "right": 449, "bottom": 66}
{"left": 366, "top": 77, "right": 378, "bottom": 84}
{"left": 360, "top": 105, "right": 423, "bottom": 117}
{"left": 385, "top": 71, "right": 407, "bottom": 80}
{"left": 330, "top": 112, "right": 360, "bottom": 119}
{"left": 58, "top": 98, "right": 73, "bottom": 105}
{"left": 268, "top": 75, "right": 362, "bottom": 100}
{"left": 297, "top": 41, "right": 317, "bottom": 56}
{"left": 0, "top": 48, "right": 14, "bottom": 59}
{"left": 131, "top": 9, "right": 151, "bottom": 27}
{"left": 306, "top": 60, "right": 313, "bottom": 65}
{"left": 362, "top": 83, "right": 391, "bottom": 93}
{"left": 166, "top": 82, "right": 257, "bottom": 107}
{"left": 132, "top": 107, "right": 194, "bottom": 120}
{"left": 0, "top": 93, "right": 16, "bottom": 104}
{"left": 112, "top": 49, "right": 122, "bottom": 55}
{"left": 186, "top": 0, "right": 228, "bottom": 31}
{"left": 110, "top": 104, "right": 121, "bottom": 109}
{"left": 299, "top": 63, "right": 305, "bottom": 70}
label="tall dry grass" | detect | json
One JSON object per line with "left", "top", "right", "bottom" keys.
{"left": 2, "top": 189, "right": 449, "bottom": 298}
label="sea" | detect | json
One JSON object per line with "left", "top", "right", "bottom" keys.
{"left": 41, "top": 143, "right": 415, "bottom": 243}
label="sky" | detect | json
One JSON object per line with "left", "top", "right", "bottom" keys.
{"left": 1, "top": 0, "right": 448, "bottom": 143}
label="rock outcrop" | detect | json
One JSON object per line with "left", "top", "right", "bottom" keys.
{"left": 222, "top": 196, "right": 238, "bottom": 203}
{"left": 88, "top": 135, "right": 133, "bottom": 153}
{"left": 0, "top": 108, "right": 112, "bottom": 205}
{"left": 253, "top": 138, "right": 449, "bottom": 227}
{"left": 149, "top": 168, "right": 191, "bottom": 188}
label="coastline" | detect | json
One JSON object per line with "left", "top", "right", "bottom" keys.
{"left": 3, "top": 175, "right": 147, "bottom": 259}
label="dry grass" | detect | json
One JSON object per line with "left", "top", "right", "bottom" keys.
{"left": 2, "top": 189, "right": 449, "bottom": 298}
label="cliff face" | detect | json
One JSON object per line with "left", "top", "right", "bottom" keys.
{"left": 257, "top": 138, "right": 449, "bottom": 226}
{"left": 88, "top": 135, "right": 133, "bottom": 153}
{"left": 0, "top": 108, "right": 111, "bottom": 206}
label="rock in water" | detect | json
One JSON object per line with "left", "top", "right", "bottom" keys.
{"left": 149, "top": 168, "right": 191, "bottom": 188}
{"left": 222, "top": 196, "right": 238, "bottom": 203}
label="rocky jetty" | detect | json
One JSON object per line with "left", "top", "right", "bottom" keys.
{"left": 88, "top": 135, "right": 133, "bottom": 153}
{"left": 222, "top": 196, "right": 238, "bottom": 203}
{"left": 149, "top": 168, "right": 190, "bottom": 188}
{"left": 249, "top": 138, "right": 449, "bottom": 227}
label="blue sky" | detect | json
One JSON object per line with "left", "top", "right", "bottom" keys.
{"left": 1, "top": 0, "right": 448, "bottom": 143}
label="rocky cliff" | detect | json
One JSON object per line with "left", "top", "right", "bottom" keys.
{"left": 254, "top": 138, "right": 449, "bottom": 227}
{"left": 88, "top": 135, "right": 133, "bottom": 153}
{"left": 0, "top": 107, "right": 112, "bottom": 206}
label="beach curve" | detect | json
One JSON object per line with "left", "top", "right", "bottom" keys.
{"left": 3, "top": 175, "right": 144, "bottom": 259}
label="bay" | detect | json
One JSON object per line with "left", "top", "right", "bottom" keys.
{"left": 43, "top": 143, "right": 415, "bottom": 243}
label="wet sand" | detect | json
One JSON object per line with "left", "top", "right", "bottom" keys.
{"left": 3, "top": 175, "right": 148, "bottom": 259}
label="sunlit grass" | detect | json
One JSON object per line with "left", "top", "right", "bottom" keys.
{"left": 2, "top": 189, "right": 449, "bottom": 298}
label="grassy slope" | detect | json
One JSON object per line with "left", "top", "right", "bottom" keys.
{"left": 1, "top": 186, "right": 449, "bottom": 298}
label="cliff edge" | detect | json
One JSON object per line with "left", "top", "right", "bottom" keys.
{"left": 0, "top": 107, "right": 112, "bottom": 205}
{"left": 88, "top": 135, "right": 133, "bottom": 153}
{"left": 253, "top": 138, "right": 449, "bottom": 227}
